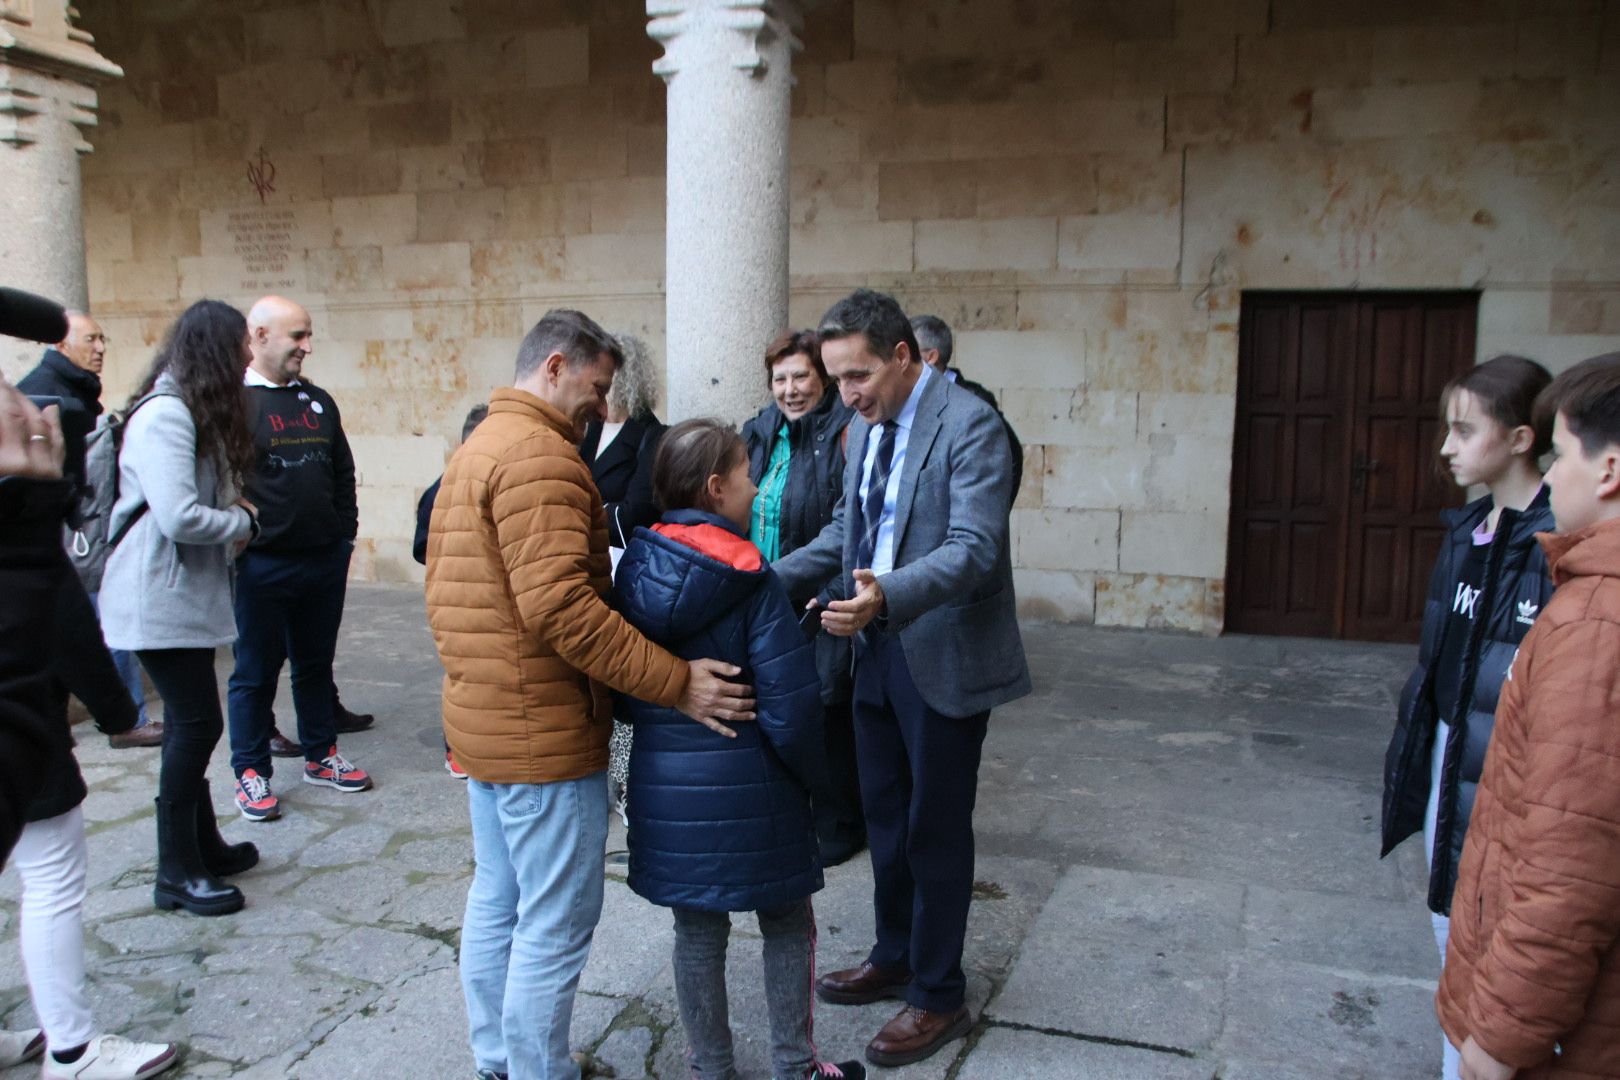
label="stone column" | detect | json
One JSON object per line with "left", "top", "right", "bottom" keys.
{"left": 0, "top": 1, "right": 121, "bottom": 373}
{"left": 648, "top": 0, "right": 802, "bottom": 424}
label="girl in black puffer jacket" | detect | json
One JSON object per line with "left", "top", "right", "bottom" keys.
{"left": 1380, "top": 355, "right": 1554, "bottom": 1080}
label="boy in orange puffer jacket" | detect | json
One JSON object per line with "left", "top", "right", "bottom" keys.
{"left": 1437, "top": 352, "right": 1620, "bottom": 1080}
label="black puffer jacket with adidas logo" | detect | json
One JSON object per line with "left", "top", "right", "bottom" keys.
{"left": 1380, "top": 486, "right": 1555, "bottom": 914}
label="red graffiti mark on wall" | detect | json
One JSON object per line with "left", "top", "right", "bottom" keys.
{"left": 1321, "top": 181, "right": 1392, "bottom": 275}
{"left": 247, "top": 148, "right": 277, "bottom": 203}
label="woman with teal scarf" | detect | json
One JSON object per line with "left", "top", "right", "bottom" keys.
{"left": 741, "top": 331, "right": 865, "bottom": 865}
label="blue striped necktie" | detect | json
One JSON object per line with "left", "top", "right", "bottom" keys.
{"left": 856, "top": 421, "right": 897, "bottom": 570}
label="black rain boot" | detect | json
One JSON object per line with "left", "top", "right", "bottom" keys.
{"left": 195, "top": 780, "right": 259, "bottom": 878}
{"left": 154, "top": 796, "right": 245, "bottom": 916}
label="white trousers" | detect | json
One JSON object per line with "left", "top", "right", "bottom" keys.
{"left": 10, "top": 806, "right": 95, "bottom": 1049}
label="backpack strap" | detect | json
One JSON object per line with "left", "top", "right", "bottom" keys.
{"left": 104, "top": 389, "right": 179, "bottom": 551}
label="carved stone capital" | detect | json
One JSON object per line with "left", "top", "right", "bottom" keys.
{"left": 647, "top": 0, "right": 805, "bottom": 80}
{"left": 0, "top": 3, "right": 120, "bottom": 151}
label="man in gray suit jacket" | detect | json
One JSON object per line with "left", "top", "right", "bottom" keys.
{"left": 775, "top": 289, "right": 1031, "bottom": 1068}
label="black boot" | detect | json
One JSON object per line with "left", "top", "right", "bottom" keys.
{"left": 195, "top": 781, "right": 259, "bottom": 877}
{"left": 154, "top": 796, "right": 244, "bottom": 916}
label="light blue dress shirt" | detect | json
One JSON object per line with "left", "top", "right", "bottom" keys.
{"left": 857, "top": 363, "right": 934, "bottom": 575}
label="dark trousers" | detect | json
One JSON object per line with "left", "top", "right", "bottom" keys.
{"left": 812, "top": 701, "right": 865, "bottom": 856}
{"left": 852, "top": 632, "right": 989, "bottom": 1013}
{"left": 227, "top": 542, "right": 349, "bottom": 777}
{"left": 137, "top": 648, "right": 224, "bottom": 803}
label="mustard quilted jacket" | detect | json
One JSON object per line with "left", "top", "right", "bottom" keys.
{"left": 424, "top": 388, "right": 687, "bottom": 784}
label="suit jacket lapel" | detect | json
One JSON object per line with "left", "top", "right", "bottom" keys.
{"left": 842, "top": 415, "right": 870, "bottom": 570}
{"left": 891, "top": 374, "right": 946, "bottom": 556}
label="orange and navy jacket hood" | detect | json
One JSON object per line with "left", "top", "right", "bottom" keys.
{"left": 613, "top": 509, "right": 769, "bottom": 642}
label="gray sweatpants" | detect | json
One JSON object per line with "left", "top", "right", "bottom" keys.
{"left": 671, "top": 901, "right": 818, "bottom": 1080}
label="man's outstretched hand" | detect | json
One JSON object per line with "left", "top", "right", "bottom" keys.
{"left": 821, "top": 568, "right": 884, "bottom": 637}
{"left": 677, "top": 658, "right": 756, "bottom": 737}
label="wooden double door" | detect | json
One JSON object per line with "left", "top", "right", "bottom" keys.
{"left": 1225, "top": 292, "right": 1480, "bottom": 643}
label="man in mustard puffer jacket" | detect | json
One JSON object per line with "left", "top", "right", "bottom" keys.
{"left": 425, "top": 309, "right": 755, "bottom": 1080}
{"left": 1438, "top": 353, "right": 1620, "bottom": 1080}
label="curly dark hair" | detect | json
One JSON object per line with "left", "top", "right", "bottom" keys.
{"left": 130, "top": 299, "right": 256, "bottom": 486}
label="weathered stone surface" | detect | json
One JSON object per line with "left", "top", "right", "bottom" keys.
{"left": 54, "top": 0, "right": 1620, "bottom": 676}
{"left": 957, "top": 1028, "right": 1211, "bottom": 1080}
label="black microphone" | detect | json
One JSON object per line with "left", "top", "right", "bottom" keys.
{"left": 0, "top": 287, "right": 69, "bottom": 345}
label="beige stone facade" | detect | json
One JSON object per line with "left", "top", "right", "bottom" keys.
{"left": 12, "top": 0, "right": 1617, "bottom": 632}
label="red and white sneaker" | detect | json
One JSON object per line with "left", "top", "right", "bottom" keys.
{"left": 303, "top": 746, "right": 373, "bottom": 792}
{"left": 445, "top": 751, "right": 468, "bottom": 779}
{"left": 233, "top": 769, "right": 280, "bottom": 822}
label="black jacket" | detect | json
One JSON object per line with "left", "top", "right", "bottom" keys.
{"left": 30, "top": 566, "right": 137, "bottom": 823}
{"left": 581, "top": 413, "right": 666, "bottom": 548}
{"left": 17, "top": 350, "right": 102, "bottom": 494}
{"left": 16, "top": 349, "right": 103, "bottom": 418}
{"left": 1380, "top": 487, "right": 1556, "bottom": 914}
{"left": 0, "top": 479, "right": 72, "bottom": 862}
{"left": 742, "top": 388, "right": 855, "bottom": 706}
{"left": 948, "top": 369, "right": 1023, "bottom": 500}
{"left": 413, "top": 476, "right": 441, "bottom": 566}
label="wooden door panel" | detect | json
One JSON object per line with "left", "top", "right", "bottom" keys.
{"left": 1244, "top": 415, "right": 1284, "bottom": 506}
{"left": 1287, "top": 522, "right": 1330, "bottom": 616}
{"left": 1227, "top": 297, "right": 1353, "bottom": 637}
{"left": 1228, "top": 291, "right": 1478, "bottom": 642}
{"left": 1343, "top": 294, "right": 1478, "bottom": 642}
{"left": 1356, "top": 526, "right": 1401, "bottom": 620}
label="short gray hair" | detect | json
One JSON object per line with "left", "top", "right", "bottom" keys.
{"left": 608, "top": 333, "right": 659, "bottom": 418}
{"left": 514, "top": 308, "right": 623, "bottom": 381}
{"left": 910, "top": 314, "right": 953, "bottom": 368}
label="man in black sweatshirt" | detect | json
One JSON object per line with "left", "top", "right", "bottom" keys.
{"left": 226, "top": 296, "right": 373, "bottom": 823}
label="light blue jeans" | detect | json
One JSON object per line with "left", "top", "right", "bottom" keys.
{"left": 462, "top": 773, "right": 609, "bottom": 1080}
{"left": 89, "top": 592, "right": 151, "bottom": 728}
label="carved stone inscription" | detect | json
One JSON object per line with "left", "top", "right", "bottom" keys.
{"left": 227, "top": 207, "right": 298, "bottom": 293}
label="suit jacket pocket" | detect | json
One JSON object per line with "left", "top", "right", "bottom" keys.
{"left": 943, "top": 589, "right": 1022, "bottom": 694}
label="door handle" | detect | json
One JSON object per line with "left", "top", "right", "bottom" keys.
{"left": 1351, "top": 454, "right": 1381, "bottom": 493}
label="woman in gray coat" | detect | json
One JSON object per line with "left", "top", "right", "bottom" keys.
{"left": 100, "top": 300, "right": 260, "bottom": 917}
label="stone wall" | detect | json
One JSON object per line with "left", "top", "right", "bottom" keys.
{"left": 41, "top": 0, "right": 1620, "bottom": 631}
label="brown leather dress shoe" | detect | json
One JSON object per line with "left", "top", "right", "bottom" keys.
{"left": 815, "top": 962, "right": 911, "bottom": 1005}
{"left": 865, "top": 1004, "right": 973, "bottom": 1067}
{"left": 268, "top": 729, "right": 300, "bottom": 758}
{"left": 108, "top": 721, "right": 163, "bottom": 749}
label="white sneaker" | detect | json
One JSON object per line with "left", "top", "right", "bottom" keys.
{"left": 0, "top": 1028, "right": 44, "bottom": 1066}
{"left": 40, "top": 1034, "right": 177, "bottom": 1079}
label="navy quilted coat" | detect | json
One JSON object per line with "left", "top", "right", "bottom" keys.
{"left": 613, "top": 509, "right": 827, "bottom": 912}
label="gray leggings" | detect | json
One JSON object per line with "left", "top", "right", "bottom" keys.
{"left": 672, "top": 901, "right": 818, "bottom": 1080}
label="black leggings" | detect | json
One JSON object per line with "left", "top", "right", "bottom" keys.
{"left": 136, "top": 648, "right": 224, "bottom": 802}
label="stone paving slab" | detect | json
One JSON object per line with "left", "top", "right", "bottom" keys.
{"left": 954, "top": 1028, "right": 1210, "bottom": 1080}
{"left": 0, "top": 588, "right": 1448, "bottom": 1078}
{"left": 1216, "top": 955, "right": 1438, "bottom": 1078}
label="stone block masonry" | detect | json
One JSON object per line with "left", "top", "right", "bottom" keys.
{"left": 52, "top": 0, "right": 1620, "bottom": 629}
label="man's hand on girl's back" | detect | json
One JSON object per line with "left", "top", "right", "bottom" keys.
{"left": 678, "top": 658, "right": 756, "bottom": 737}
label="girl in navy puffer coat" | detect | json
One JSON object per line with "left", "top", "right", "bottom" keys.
{"left": 612, "top": 418, "right": 865, "bottom": 1080}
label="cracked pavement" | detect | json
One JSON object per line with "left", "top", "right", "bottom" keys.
{"left": 2, "top": 586, "right": 1443, "bottom": 1078}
